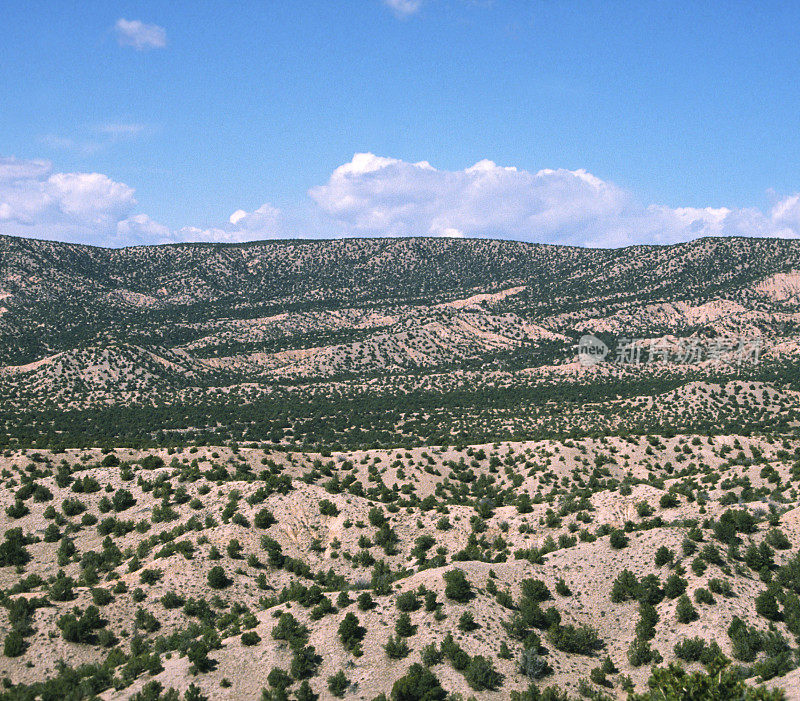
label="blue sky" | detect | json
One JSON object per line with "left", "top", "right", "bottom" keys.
{"left": 2, "top": 0, "right": 800, "bottom": 247}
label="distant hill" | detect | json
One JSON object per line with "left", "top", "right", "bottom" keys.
{"left": 0, "top": 234, "right": 798, "bottom": 447}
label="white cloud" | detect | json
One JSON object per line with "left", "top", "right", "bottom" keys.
{"left": 177, "top": 203, "right": 284, "bottom": 243}
{"left": 0, "top": 156, "right": 136, "bottom": 243}
{"left": 2, "top": 151, "right": 800, "bottom": 248}
{"left": 0, "top": 157, "right": 51, "bottom": 182}
{"left": 115, "top": 203, "right": 286, "bottom": 246}
{"left": 769, "top": 194, "right": 800, "bottom": 236}
{"left": 440, "top": 228, "right": 464, "bottom": 238}
{"left": 383, "top": 0, "right": 423, "bottom": 17}
{"left": 0, "top": 156, "right": 289, "bottom": 246}
{"left": 310, "top": 153, "right": 800, "bottom": 247}
{"left": 229, "top": 209, "right": 248, "bottom": 225}
{"left": 114, "top": 19, "right": 167, "bottom": 50}
{"left": 48, "top": 173, "right": 135, "bottom": 220}
{"left": 115, "top": 214, "right": 171, "bottom": 246}
{"left": 226, "top": 204, "right": 280, "bottom": 229}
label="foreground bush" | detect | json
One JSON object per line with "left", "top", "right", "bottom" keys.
{"left": 629, "top": 658, "right": 785, "bottom": 700}
{"left": 391, "top": 663, "right": 447, "bottom": 700}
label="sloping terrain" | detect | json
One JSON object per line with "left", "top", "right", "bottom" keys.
{"left": 1, "top": 435, "right": 799, "bottom": 699}
{"left": 0, "top": 234, "right": 799, "bottom": 699}
{"left": 0, "top": 235, "right": 798, "bottom": 449}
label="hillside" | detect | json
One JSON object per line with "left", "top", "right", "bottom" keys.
{"left": 1, "top": 436, "right": 799, "bottom": 700}
{"left": 0, "top": 235, "right": 799, "bottom": 449}
{"left": 0, "top": 234, "right": 799, "bottom": 700}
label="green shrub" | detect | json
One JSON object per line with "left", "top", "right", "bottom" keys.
{"left": 91, "top": 588, "right": 114, "bottom": 606}
{"left": 161, "top": 591, "right": 185, "bottom": 609}
{"left": 61, "top": 498, "right": 86, "bottom": 516}
{"left": 664, "top": 573, "right": 687, "bottom": 599}
{"left": 464, "top": 655, "right": 503, "bottom": 691}
{"left": 521, "top": 579, "right": 552, "bottom": 602}
{"left": 3, "top": 630, "right": 25, "bottom": 657}
{"left": 421, "top": 643, "right": 443, "bottom": 667}
{"left": 590, "top": 667, "right": 611, "bottom": 688}
{"left": 555, "top": 579, "right": 572, "bottom": 597}
{"left": 636, "top": 602, "right": 658, "bottom": 641}
{"left": 49, "top": 571, "right": 76, "bottom": 601}
{"left": 708, "top": 577, "right": 734, "bottom": 597}
{"left": 390, "top": 663, "right": 447, "bottom": 700}
{"left": 290, "top": 644, "right": 321, "bottom": 680}
{"left": 6, "top": 500, "right": 29, "bottom": 519}
{"left": 694, "top": 588, "right": 715, "bottom": 605}
{"left": 319, "top": 499, "right": 340, "bottom": 516}
{"left": 134, "top": 607, "right": 161, "bottom": 634}
{"left": 357, "top": 592, "right": 375, "bottom": 611}
{"left": 610, "top": 569, "right": 640, "bottom": 602}
{"left": 187, "top": 639, "right": 214, "bottom": 673}
{"left": 395, "top": 612, "right": 416, "bottom": 637}
{"left": 548, "top": 623, "right": 603, "bottom": 655}
{"left": 207, "top": 566, "right": 231, "bottom": 589}
{"left": 338, "top": 612, "right": 365, "bottom": 655}
{"left": 627, "top": 638, "right": 661, "bottom": 667}
{"left": 139, "top": 568, "right": 163, "bottom": 585}
{"left": 327, "top": 670, "right": 349, "bottom": 697}
{"left": 396, "top": 591, "right": 420, "bottom": 612}
{"left": 628, "top": 659, "right": 782, "bottom": 700}
{"left": 659, "top": 493, "right": 679, "bottom": 509}
{"left": 254, "top": 508, "right": 276, "bottom": 528}
{"left": 385, "top": 634, "right": 411, "bottom": 659}
{"left": 755, "top": 590, "right": 781, "bottom": 621}
{"left": 441, "top": 632, "right": 470, "bottom": 670}
{"left": 57, "top": 605, "right": 104, "bottom": 643}
{"left": 676, "top": 595, "right": 698, "bottom": 623}
{"left": 654, "top": 546, "right": 673, "bottom": 567}
{"left": 112, "top": 489, "right": 136, "bottom": 512}
{"left": 458, "top": 611, "right": 479, "bottom": 631}
{"left": 140, "top": 455, "right": 164, "bottom": 469}
{"left": 609, "top": 529, "right": 629, "bottom": 549}
{"left": 443, "top": 569, "right": 473, "bottom": 602}
{"left": 241, "top": 631, "right": 261, "bottom": 646}
{"left": 674, "top": 636, "right": 707, "bottom": 662}
{"left": 519, "top": 647, "right": 551, "bottom": 680}
{"left": 43, "top": 523, "right": 61, "bottom": 542}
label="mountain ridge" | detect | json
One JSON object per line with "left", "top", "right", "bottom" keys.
{"left": 1, "top": 233, "right": 798, "bottom": 448}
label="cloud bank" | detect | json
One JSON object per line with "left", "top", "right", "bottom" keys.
{"left": 2, "top": 153, "right": 800, "bottom": 248}
{"left": 309, "top": 153, "right": 800, "bottom": 247}
{"left": 0, "top": 157, "right": 136, "bottom": 242}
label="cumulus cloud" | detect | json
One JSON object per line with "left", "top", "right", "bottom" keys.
{"left": 114, "top": 19, "right": 167, "bottom": 50}
{"left": 310, "top": 153, "right": 800, "bottom": 247}
{"left": 169, "top": 203, "right": 285, "bottom": 243}
{"left": 0, "top": 156, "right": 136, "bottom": 243}
{"left": 0, "top": 155, "right": 289, "bottom": 245}
{"left": 48, "top": 173, "right": 135, "bottom": 220}
{"left": 114, "top": 214, "right": 172, "bottom": 246}
{"left": 2, "top": 151, "right": 800, "bottom": 248}
{"left": 226, "top": 203, "right": 281, "bottom": 231}
{"left": 769, "top": 194, "right": 800, "bottom": 235}
{"left": 383, "top": 0, "right": 423, "bottom": 17}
